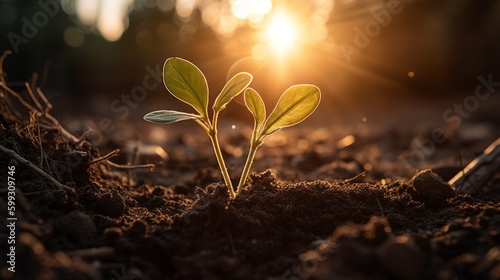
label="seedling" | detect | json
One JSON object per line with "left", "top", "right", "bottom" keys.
{"left": 144, "top": 57, "right": 320, "bottom": 199}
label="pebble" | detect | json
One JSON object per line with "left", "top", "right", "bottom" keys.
{"left": 411, "top": 169, "right": 455, "bottom": 202}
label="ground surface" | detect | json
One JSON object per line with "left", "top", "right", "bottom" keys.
{"left": 1, "top": 80, "right": 500, "bottom": 280}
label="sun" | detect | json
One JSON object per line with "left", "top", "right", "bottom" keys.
{"left": 263, "top": 11, "right": 300, "bottom": 58}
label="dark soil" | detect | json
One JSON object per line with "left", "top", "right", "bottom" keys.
{"left": 1, "top": 80, "right": 500, "bottom": 280}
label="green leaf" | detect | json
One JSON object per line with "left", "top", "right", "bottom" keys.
{"left": 144, "top": 110, "right": 200, "bottom": 124}
{"left": 263, "top": 84, "right": 321, "bottom": 135}
{"left": 244, "top": 88, "right": 266, "bottom": 131}
{"left": 163, "top": 57, "right": 209, "bottom": 119}
{"left": 213, "top": 72, "right": 253, "bottom": 112}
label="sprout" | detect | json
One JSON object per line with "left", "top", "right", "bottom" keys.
{"left": 144, "top": 57, "right": 320, "bottom": 199}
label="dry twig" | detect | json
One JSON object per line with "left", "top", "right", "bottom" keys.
{"left": 25, "top": 82, "right": 44, "bottom": 112}
{"left": 0, "top": 50, "right": 12, "bottom": 85}
{"left": 35, "top": 87, "right": 53, "bottom": 112}
{"left": 342, "top": 171, "right": 367, "bottom": 184}
{"left": 0, "top": 82, "right": 38, "bottom": 113}
{"left": 67, "top": 247, "right": 115, "bottom": 259}
{"left": 106, "top": 160, "right": 155, "bottom": 171}
{"left": 44, "top": 113, "right": 79, "bottom": 143}
{"left": 88, "top": 149, "right": 120, "bottom": 165}
{"left": 0, "top": 144, "right": 73, "bottom": 192}
{"left": 76, "top": 128, "right": 94, "bottom": 145}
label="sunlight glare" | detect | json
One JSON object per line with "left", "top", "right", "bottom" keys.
{"left": 264, "top": 11, "right": 300, "bottom": 58}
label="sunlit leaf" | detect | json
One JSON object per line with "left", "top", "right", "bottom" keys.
{"left": 163, "top": 57, "right": 209, "bottom": 119}
{"left": 144, "top": 110, "right": 200, "bottom": 124}
{"left": 263, "top": 84, "right": 321, "bottom": 135}
{"left": 214, "top": 72, "right": 253, "bottom": 112}
{"left": 244, "top": 88, "right": 266, "bottom": 131}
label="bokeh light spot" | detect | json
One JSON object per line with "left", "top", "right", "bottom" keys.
{"left": 61, "top": 0, "right": 76, "bottom": 15}
{"left": 75, "top": 0, "right": 99, "bottom": 25}
{"left": 176, "top": 0, "right": 197, "bottom": 20}
{"left": 298, "top": 139, "right": 310, "bottom": 150}
{"left": 143, "top": 0, "right": 157, "bottom": 9}
{"left": 217, "top": 14, "right": 238, "bottom": 37}
{"left": 179, "top": 24, "right": 197, "bottom": 43}
{"left": 231, "top": 0, "right": 272, "bottom": 20}
{"left": 97, "top": 0, "right": 130, "bottom": 42}
{"left": 64, "top": 27, "right": 85, "bottom": 47}
{"left": 74, "top": 0, "right": 131, "bottom": 42}
{"left": 158, "top": 0, "right": 175, "bottom": 12}
{"left": 337, "top": 135, "right": 356, "bottom": 149}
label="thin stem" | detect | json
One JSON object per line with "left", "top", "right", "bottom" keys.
{"left": 194, "top": 118, "right": 210, "bottom": 134}
{"left": 208, "top": 127, "right": 235, "bottom": 198}
{"left": 207, "top": 110, "right": 236, "bottom": 198}
{"left": 236, "top": 135, "right": 263, "bottom": 195}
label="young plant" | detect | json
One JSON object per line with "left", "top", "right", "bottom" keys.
{"left": 144, "top": 57, "right": 252, "bottom": 198}
{"left": 144, "top": 57, "right": 320, "bottom": 199}
{"left": 237, "top": 85, "right": 320, "bottom": 195}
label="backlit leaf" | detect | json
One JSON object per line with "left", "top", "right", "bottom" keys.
{"left": 263, "top": 84, "right": 320, "bottom": 135}
{"left": 163, "top": 57, "right": 209, "bottom": 119}
{"left": 214, "top": 72, "right": 253, "bottom": 112}
{"left": 144, "top": 110, "right": 200, "bottom": 124}
{"left": 244, "top": 88, "right": 266, "bottom": 131}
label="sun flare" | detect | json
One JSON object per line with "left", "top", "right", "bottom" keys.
{"left": 264, "top": 11, "right": 300, "bottom": 58}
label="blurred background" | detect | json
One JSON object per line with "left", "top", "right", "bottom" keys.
{"left": 1, "top": 0, "right": 499, "bottom": 128}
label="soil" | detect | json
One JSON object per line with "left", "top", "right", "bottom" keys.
{"left": 1, "top": 80, "right": 500, "bottom": 280}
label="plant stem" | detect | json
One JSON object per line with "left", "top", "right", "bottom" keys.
{"left": 208, "top": 128, "right": 236, "bottom": 199}
{"left": 236, "top": 137, "right": 262, "bottom": 195}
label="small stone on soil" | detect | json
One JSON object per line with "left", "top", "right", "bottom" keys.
{"left": 411, "top": 169, "right": 456, "bottom": 202}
